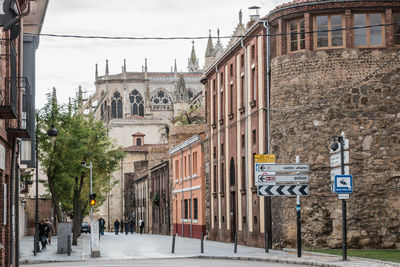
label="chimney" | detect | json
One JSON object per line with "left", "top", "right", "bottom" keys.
{"left": 249, "top": 6, "right": 261, "bottom": 22}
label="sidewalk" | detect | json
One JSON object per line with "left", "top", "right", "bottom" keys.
{"left": 19, "top": 233, "right": 400, "bottom": 267}
{"left": 19, "top": 234, "right": 91, "bottom": 264}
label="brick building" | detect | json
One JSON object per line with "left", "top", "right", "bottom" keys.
{"left": 169, "top": 134, "right": 206, "bottom": 239}
{"left": 150, "top": 161, "right": 170, "bottom": 235}
{"left": 0, "top": 1, "right": 49, "bottom": 266}
{"left": 202, "top": 1, "right": 400, "bottom": 249}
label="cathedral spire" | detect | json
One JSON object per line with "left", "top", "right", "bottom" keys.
{"left": 123, "top": 59, "right": 126, "bottom": 73}
{"left": 239, "top": 9, "right": 242, "bottom": 24}
{"left": 174, "top": 59, "right": 177, "bottom": 73}
{"left": 188, "top": 40, "right": 199, "bottom": 72}
{"left": 105, "top": 59, "right": 109, "bottom": 76}
{"left": 214, "top": 28, "right": 224, "bottom": 58}
{"left": 95, "top": 63, "right": 98, "bottom": 79}
{"left": 205, "top": 29, "right": 215, "bottom": 58}
{"left": 78, "top": 85, "right": 83, "bottom": 108}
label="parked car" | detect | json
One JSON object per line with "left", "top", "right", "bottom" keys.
{"left": 81, "top": 222, "right": 91, "bottom": 233}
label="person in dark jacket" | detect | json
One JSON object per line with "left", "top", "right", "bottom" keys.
{"left": 129, "top": 219, "right": 134, "bottom": 234}
{"left": 114, "top": 219, "right": 120, "bottom": 235}
{"left": 98, "top": 217, "right": 105, "bottom": 235}
{"left": 39, "top": 218, "right": 49, "bottom": 250}
{"left": 139, "top": 219, "right": 144, "bottom": 234}
{"left": 124, "top": 218, "right": 129, "bottom": 235}
{"left": 120, "top": 218, "right": 124, "bottom": 233}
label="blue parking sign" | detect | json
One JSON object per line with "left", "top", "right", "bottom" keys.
{"left": 334, "top": 175, "right": 353, "bottom": 194}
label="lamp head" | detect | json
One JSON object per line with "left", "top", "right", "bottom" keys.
{"left": 47, "top": 124, "right": 58, "bottom": 143}
{"left": 330, "top": 142, "right": 339, "bottom": 151}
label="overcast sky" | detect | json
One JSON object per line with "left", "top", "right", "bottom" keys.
{"left": 34, "top": 0, "right": 288, "bottom": 108}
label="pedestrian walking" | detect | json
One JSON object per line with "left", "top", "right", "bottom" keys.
{"left": 114, "top": 219, "right": 120, "bottom": 235}
{"left": 120, "top": 218, "right": 124, "bottom": 233}
{"left": 98, "top": 217, "right": 105, "bottom": 235}
{"left": 39, "top": 219, "right": 49, "bottom": 250}
{"left": 124, "top": 218, "right": 129, "bottom": 235}
{"left": 129, "top": 218, "right": 134, "bottom": 234}
{"left": 45, "top": 218, "right": 53, "bottom": 245}
{"left": 139, "top": 219, "right": 144, "bottom": 234}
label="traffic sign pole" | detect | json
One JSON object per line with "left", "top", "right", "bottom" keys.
{"left": 340, "top": 134, "right": 347, "bottom": 261}
{"left": 296, "top": 156, "right": 301, "bottom": 258}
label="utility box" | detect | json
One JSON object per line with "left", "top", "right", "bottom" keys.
{"left": 57, "top": 223, "right": 72, "bottom": 254}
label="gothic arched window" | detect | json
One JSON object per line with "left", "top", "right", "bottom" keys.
{"left": 129, "top": 90, "right": 144, "bottom": 116}
{"left": 111, "top": 92, "right": 123, "bottom": 118}
{"left": 151, "top": 89, "right": 173, "bottom": 110}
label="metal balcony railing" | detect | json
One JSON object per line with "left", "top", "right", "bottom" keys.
{"left": 7, "top": 77, "right": 31, "bottom": 138}
{"left": 0, "top": 40, "right": 17, "bottom": 119}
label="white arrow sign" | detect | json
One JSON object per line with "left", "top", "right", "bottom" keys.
{"left": 257, "top": 185, "right": 310, "bottom": 196}
{"left": 255, "top": 164, "right": 309, "bottom": 173}
{"left": 256, "top": 174, "right": 309, "bottom": 185}
{"left": 330, "top": 151, "right": 349, "bottom": 168}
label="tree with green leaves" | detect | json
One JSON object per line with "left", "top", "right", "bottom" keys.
{"left": 38, "top": 89, "right": 125, "bottom": 245}
{"left": 172, "top": 106, "right": 205, "bottom": 125}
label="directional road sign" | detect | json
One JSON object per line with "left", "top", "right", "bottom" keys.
{"left": 254, "top": 154, "right": 276, "bottom": 163}
{"left": 255, "top": 164, "right": 309, "bottom": 173}
{"left": 330, "top": 151, "right": 349, "bottom": 168}
{"left": 257, "top": 185, "right": 309, "bottom": 196}
{"left": 334, "top": 175, "right": 353, "bottom": 194}
{"left": 256, "top": 174, "right": 309, "bottom": 185}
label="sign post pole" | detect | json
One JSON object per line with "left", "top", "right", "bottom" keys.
{"left": 340, "top": 133, "right": 347, "bottom": 261}
{"left": 296, "top": 156, "right": 301, "bottom": 258}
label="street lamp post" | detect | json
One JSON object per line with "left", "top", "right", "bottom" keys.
{"left": 81, "top": 161, "right": 93, "bottom": 253}
{"left": 34, "top": 113, "right": 58, "bottom": 255}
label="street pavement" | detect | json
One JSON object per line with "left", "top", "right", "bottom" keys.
{"left": 19, "top": 232, "right": 400, "bottom": 267}
{"left": 22, "top": 258, "right": 301, "bottom": 267}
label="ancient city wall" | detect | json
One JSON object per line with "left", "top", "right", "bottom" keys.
{"left": 270, "top": 48, "right": 400, "bottom": 249}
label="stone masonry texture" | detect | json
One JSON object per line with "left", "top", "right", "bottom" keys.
{"left": 270, "top": 48, "right": 400, "bottom": 249}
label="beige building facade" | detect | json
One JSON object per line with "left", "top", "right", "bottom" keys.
{"left": 82, "top": 45, "right": 203, "bottom": 227}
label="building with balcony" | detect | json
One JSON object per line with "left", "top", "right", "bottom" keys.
{"left": 0, "top": 1, "right": 49, "bottom": 266}
{"left": 201, "top": 1, "right": 400, "bottom": 249}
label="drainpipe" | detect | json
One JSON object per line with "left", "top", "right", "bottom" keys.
{"left": 180, "top": 150, "right": 184, "bottom": 237}
{"left": 189, "top": 146, "right": 192, "bottom": 238}
{"left": 262, "top": 20, "right": 272, "bottom": 250}
{"left": 240, "top": 38, "right": 249, "bottom": 231}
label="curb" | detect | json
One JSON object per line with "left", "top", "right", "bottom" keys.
{"left": 283, "top": 248, "right": 400, "bottom": 267}
{"left": 194, "top": 255, "right": 344, "bottom": 267}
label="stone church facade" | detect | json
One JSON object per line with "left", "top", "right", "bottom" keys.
{"left": 82, "top": 44, "right": 203, "bottom": 227}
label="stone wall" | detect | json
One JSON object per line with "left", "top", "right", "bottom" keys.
{"left": 270, "top": 48, "right": 400, "bottom": 249}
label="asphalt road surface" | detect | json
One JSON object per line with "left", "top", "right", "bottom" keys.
{"left": 22, "top": 258, "right": 305, "bottom": 267}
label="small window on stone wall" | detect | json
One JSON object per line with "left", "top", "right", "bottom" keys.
{"left": 288, "top": 18, "right": 305, "bottom": 52}
{"left": 394, "top": 13, "right": 400, "bottom": 45}
{"left": 254, "top": 216, "right": 258, "bottom": 224}
{"left": 315, "top": 14, "right": 344, "bottom": 48}
{"left": 353, "top": 13, "right": 384, "bottom": 47}
{"left": 243, "top": 216, "right": 247, "bottom": 224}
{"left": 214, "top": 216, "right": 217, "bottom": 222}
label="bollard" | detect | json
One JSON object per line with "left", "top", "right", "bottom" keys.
{"left": 201, "top": 232, "right": 204, "bottom": 253}
{"left": 234, "top": 233, "right": 237, "bottom": 254}
{"left": 265, "top": 233, "right": 269, "bottom": 253}
{"left": 67, "top": 235, "right": 71, "bottom": 256}
{"left": 171, "top": 234, "right": 176, "bottom": 253}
